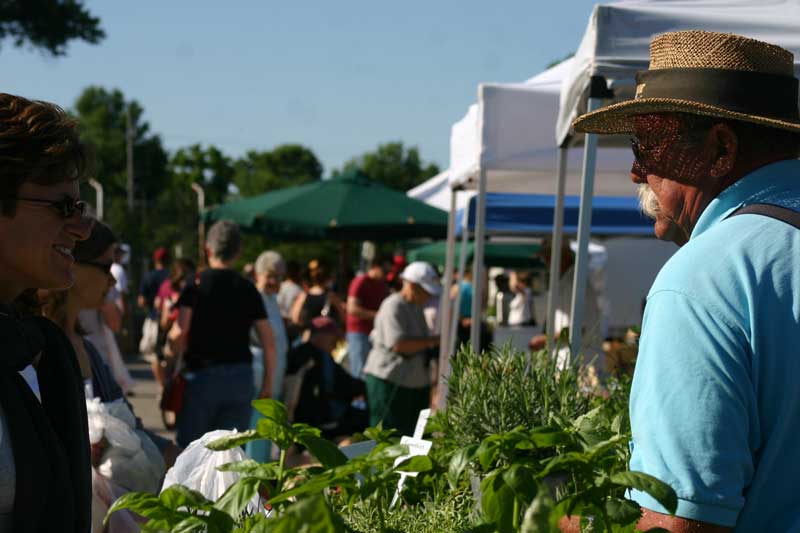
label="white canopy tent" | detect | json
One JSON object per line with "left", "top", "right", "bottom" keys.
{"left": 424, "top": 58, "right": 633, "bottom": 407}
{"left": 441, "top": 58, "right": 633, "bottom": 366}
{"left": 559, "top": 0, "right": 800, "bottom": 353}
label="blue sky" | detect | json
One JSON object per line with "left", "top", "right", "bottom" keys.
{"left": 3, "top": 1, "right": 600, "bottom": 176}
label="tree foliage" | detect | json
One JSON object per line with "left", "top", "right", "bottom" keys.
{"left": 170, "top": 144, "right": 235, "bottom": 206}
{"left": 0, "top": 0, "right": 104, "bottom": 56}
{"left": 233, "top": 144, "right": 323, "bottom": 197}
{"left": 337, "top": 141, "right": 440, "bottom": 192}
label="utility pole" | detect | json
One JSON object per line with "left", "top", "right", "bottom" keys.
{"left": 88, "top": 178, "right": 104, "bottom": 220}
{"left": 125, "top": 106, "right": 135, "bottom": 212}
{"left": 191, "top": 182, "right": 206, "bottom": 267}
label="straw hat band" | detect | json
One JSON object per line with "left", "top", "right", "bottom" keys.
{"left": 635, "top": 68, "right": 799, "bottom": 120}
{"left": 572, "top": 31, "right": 800, "bottom": 135}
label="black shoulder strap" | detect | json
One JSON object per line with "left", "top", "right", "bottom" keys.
{"left": 729, "top": 203, "right": 800, "bottom": 230}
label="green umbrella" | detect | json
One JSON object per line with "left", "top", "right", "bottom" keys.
{"left": 205, "top": 169, "right": 448, "bottom": 241}
{"left": 407, "top": 240, "right": 543, "bottom": 269}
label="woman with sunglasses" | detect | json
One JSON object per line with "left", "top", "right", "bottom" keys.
{"left": 0, "top": 94, "right": 94, "bottom": 533}
{"left": 42, "top": 220, "right": 180, "bottom": 530}
{"left": 45, "top": 220, "right": 179, "bottom": 458}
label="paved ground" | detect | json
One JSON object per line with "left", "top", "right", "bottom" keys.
{"left": 126, "top": 357, "right": 176, "bottom": 442}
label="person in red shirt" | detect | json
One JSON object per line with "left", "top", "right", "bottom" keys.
{"left": 345, "top": 259, "right": 388, "bottom": 378}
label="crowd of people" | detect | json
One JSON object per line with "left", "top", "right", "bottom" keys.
{"left": 4, "top": 28, "right": 800, "bottom": 532}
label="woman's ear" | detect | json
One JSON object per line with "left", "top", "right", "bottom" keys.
{"left": 708, "top": 123, "right": 738, "bottom": 178}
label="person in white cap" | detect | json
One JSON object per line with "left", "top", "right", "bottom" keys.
{"left": 362, "top": 261, "right": 440, "bottom": 435}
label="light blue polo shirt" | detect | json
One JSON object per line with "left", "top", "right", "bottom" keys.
{"left": 630, "top": 159, "right": 800, "bottom": 531}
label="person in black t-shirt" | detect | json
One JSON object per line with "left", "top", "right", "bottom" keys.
{"left": 170, "top": 220, "right": 276, "bottom": 448}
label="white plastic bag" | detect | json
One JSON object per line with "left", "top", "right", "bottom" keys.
{"left": 161, "top": 430, "right": 262, "bottom": 514}
{"left": 86, "top": 398, "right": 165, "bottom": 494}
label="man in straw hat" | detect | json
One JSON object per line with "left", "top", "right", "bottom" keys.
{"left": 572, "top": 31, "right": 800, "bottom": 531}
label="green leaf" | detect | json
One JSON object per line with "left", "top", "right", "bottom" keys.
{"left": 268, "top": 472, "right": 339, "bottom": 504}
{"left": 476, "top": 439, "right": 500, "bottom": 471}
{"left": 538, "top": 451, "right": 591, "bottom": 478}
{"left": 256, "top": 418, "right": 295, "bottom": 449}
{"left": 251, "top": 398, "right": 289, "bottom": 425}
{"left": 520, "top": 490, "right": 554, "bottom": 533}
{"left": 604, "top": 497, "right": 642, "bottom": 525}
{"left": 610, "top": 471, "right": 677, "bottom": 515}
{"left": 362, "top": 422, "right": 398, "bottom": 443}
{"left": 528, "top": 426, "right": 572, "bottom": 448}
{"left": 611, "top": 413, "right": 623, "bottom": 435}
{"left": 217, "top": 459, "right": 281, "bottom": 481}
{"left": 298, "top": 435, "right": 348, "bottom": 468}
{"left": 548, "top": 496, "right": 589, "bottom": 533}
{"left": 159, "top": 484, "right": 212, "bottom": 511}
{"left": 481, "top": 470, "right": 517, "bottom": 533}
{"left": 171, "top": 516, "right": 207, "bottom": 533}
{"left": 395, "top": 455, "right": 433, "bottom": 473}
{"left": 448, "top": 445, "right": 476, "bottom": 489}
{"left": 291, "top": 423, "right": 322, "bottom": 439}
{"left": 502, "top": 464, "right": 538, "bottom": 504}
{"left": 464, "top": 523, "right": 498, "bottom": 533}
{"left": 368, "top": 443, "right": 409, "bottom": 462}
{"left": 586, "top": 434, "right": 628, "bottom": 459}
{"left": 572, "top": 406, "right": 603, "bottom": 431}
{"left": 269, "top": 494, "right": 345, "bottom": 532}
{"left": 213, "top": 477, "right": 261, "bottom": 518}
{"left": 206, "top": 430, "right": 261, "bottom": 451}
{"left": 104, "top": 492, "right": 172, "bottom": 524}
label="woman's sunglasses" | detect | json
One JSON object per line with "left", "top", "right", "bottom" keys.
{"left": 17, "top": 196, "right": 88, "bottom": 219}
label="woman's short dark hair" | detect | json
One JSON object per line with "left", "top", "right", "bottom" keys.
{"left": 73, "top": 219, "right": 117, "bottom": 263}
{"left": 308, "top": 259, "right": 330, "bottom": 286}
{"left": 0, "top": 93, "right": 92, "bottom": 216}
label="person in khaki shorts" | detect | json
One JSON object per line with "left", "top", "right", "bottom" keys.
{"left": 363, "top": 262, "right": 439, "bottom": 435}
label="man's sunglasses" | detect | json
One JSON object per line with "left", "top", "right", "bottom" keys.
{"left": 17, "top": 196, "right": 88, "bottom": 219}
{"left": 78, "top": 261, "right": 113, "bottom": 275}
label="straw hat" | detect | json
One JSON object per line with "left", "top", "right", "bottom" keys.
{"left": 572, "top": 31, "right": 800, "bottom": 134}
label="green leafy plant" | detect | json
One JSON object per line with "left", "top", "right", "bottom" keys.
{"left": 431, "top": 345, "right": 593, "bottom": 451}
{"left": 107, "top": 399, "right": 351, "bottom": 531}
{"left": 106, "top": 347, "right": 676, "bottom": 533}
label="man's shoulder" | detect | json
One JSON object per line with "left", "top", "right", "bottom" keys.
{"left": 653, "top": 212, "right": 799, "bottom": 296}
{"left": 376, "top": 292, "right": 403, "bottom": 313}
{"left": 348, "top": 274, "right": 368, "bottom": 292}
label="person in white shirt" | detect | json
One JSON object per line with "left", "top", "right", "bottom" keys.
{"left": 529, "top": 242, "right": 605, "bottom": 373}
{"left": 507, "top": 270, "right": 535, "bottom": 326}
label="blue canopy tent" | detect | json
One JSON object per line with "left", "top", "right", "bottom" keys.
{"left": 444, "top": 192, "right": 652, "bottom": 357}
{"left": 456, "top": 193, "right": 652, "bottom": 236}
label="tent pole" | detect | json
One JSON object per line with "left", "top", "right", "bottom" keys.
{"left": 546, "top": 147, "right": 568, "bottom": 352}
{"left": 436, "top": 186, "right": 458, "bottom": 410}
{"left": 470, "top": 167, "right": 488, "bottom": 351}
{"left": 450, "top": 201, "right": 471, "bottom": 358}
{"left": 569, "top": 93, "right": 604, "bottom": 358}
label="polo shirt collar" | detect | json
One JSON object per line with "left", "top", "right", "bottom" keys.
{"left": 690, "top": 159, "right": 800, "bottom": 240}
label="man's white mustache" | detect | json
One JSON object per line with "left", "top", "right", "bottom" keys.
{"left": 638, "top": 184, "right": 661, "bottom": 220}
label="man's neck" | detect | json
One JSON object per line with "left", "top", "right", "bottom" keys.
{"left": 683, "top": 155, "right": 793, "bottom": 241}
{"left": 208, "top": 257, "right": 232, "bottom": 269}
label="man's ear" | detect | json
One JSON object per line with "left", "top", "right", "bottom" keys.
{"left": 708, "top": 123, "right": 738, "bottom": 177}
